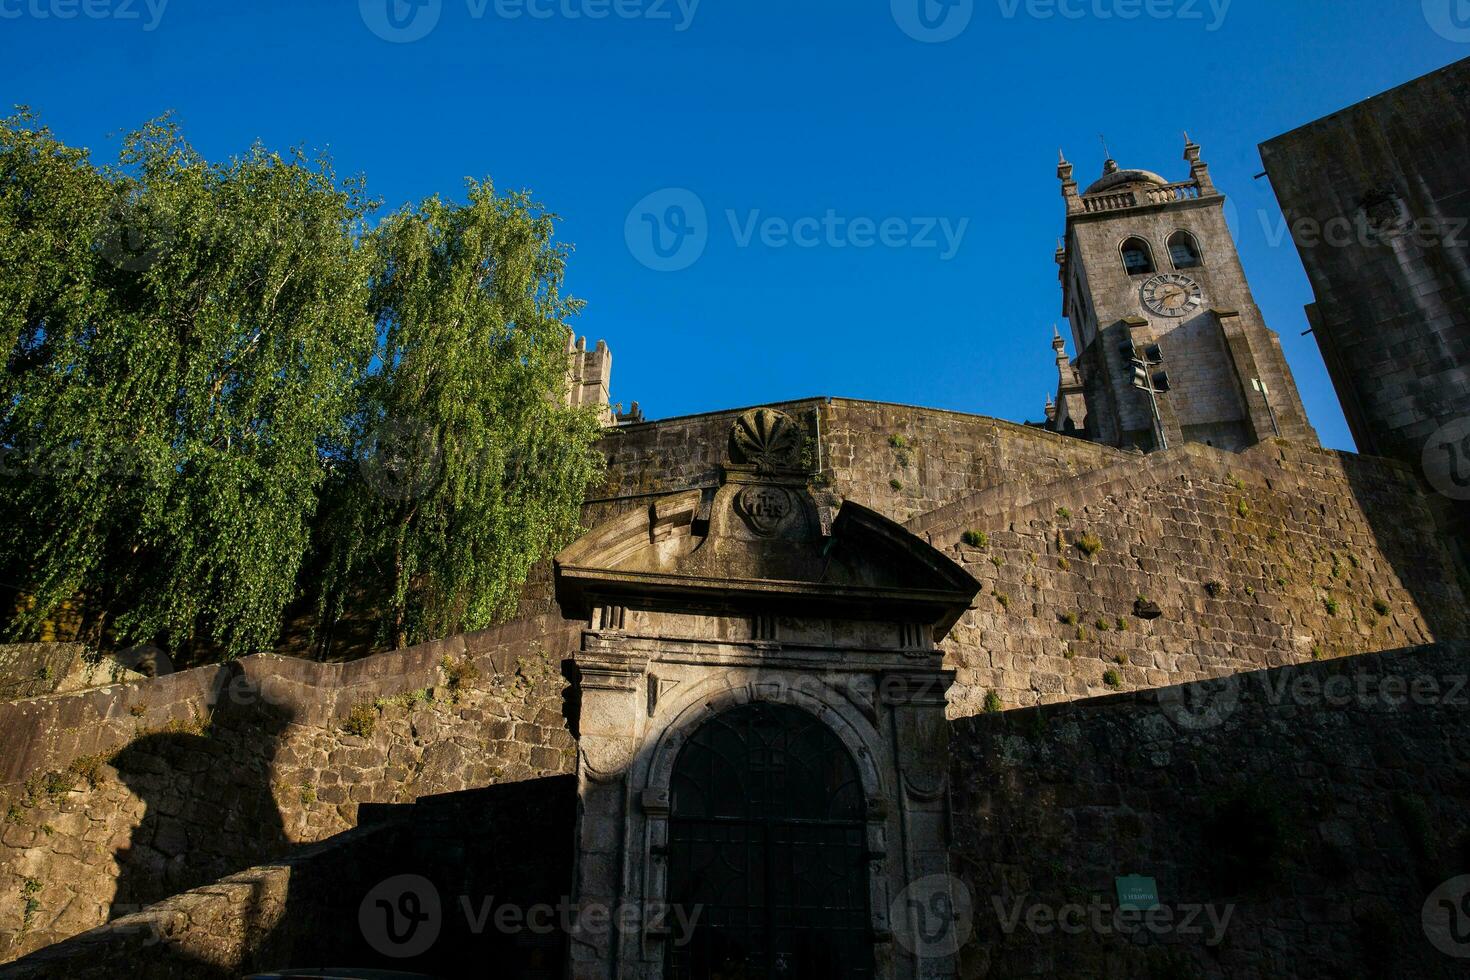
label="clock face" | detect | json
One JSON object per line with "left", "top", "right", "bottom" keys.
{"left": 1141, "top": 274, "right": 1204, "bottom": 317}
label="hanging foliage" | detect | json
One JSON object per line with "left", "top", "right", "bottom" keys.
{"left": 1, "top": 111, "right": 604, "bottom": 661}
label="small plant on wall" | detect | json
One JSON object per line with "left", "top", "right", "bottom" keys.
{"left": 1076, "top": 533, "right": 1102, "bottom": 557}
{"left": 441, "top": 655, "right": 480, "bottom": 701}
{"left": 1102, "top": 669, "right": 1123, "bottom": 690}
{"left": 962, "top": 530, "right": 989, "bottom": 548}
{"left": 888, "top": 434, "right": 912, "bottom": 468}
{"left": 342, "top": 703, "right": 377, "bottom": 738}
{"left": 1133, "top": 595, "right": 1162, "bottom": 619}
{"left": 21, "top": 877, "right": 41, "bottom": 931}
{"left": 983, "top": 690, "right": 1003, "bottom": 714}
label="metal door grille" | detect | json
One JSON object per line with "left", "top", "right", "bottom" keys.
{"left": 666, "top": 702, "right": 873, "bottom": 980}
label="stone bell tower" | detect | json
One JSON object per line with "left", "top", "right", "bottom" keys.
{"left": 1047, "top": 138, "right": 1317, "bottom": 452}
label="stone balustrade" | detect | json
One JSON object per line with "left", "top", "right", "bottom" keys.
{"left": 1082, "top": 180, "right": 1205, "bottom": 214}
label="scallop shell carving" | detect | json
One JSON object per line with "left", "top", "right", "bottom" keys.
{"left": 730, "top": 408, "right": 803, "bottom": 473}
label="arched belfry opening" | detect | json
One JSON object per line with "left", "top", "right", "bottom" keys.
{"left": 1120, "top": 236, "right": 1156, "bottom": 276}
{"left": 554, "top": 406, "right": 979, "bottom": 980}
{"left": 667, "top": 702, "right": 873, "bottom": 979}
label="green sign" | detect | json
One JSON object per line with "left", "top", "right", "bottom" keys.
{"left": 1115, "top": 875, "right": 1161, "bottom": 911}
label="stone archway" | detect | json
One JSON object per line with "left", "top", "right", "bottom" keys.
{"left": 554, "top": 407, "right": 980, "bottom": 980}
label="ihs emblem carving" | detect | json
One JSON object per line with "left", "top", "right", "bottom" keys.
{"left": 734, "top": 485, "right": 794, "bottom": 537}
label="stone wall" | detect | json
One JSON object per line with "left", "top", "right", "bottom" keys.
{"left": 0, "top": 614, "right": 579, "bottom": 963}
{"left": 2, "top": 777, "right": 578, "bottom": 979}
{"left": 594, "top": 401, "right": 1466, "bottom": 718}
{"left": 0, "top": 822, "right": 409, "bottom": 980}
{"left": 949, "top": 643, "right": 1470, "bottom": 977}
{"left": 817, "top": 399, "right": 1125, "bottom": 526}
{"left": 0, "top": 646, "right": 89, "bottom": 703}
{"left": 5, "top": 398, "right": 1467, "bottom": 969}
{"left": 915, "top": 440, "right": 1468, "bottom": 717}
{"left": 1260, "top": 57, "right": 1470, "bottom": 472}
{"left": 594, "top": 398, "right": 1125, "bottom": 528}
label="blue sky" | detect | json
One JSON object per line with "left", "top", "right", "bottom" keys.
{"left": 4, "top": 1, "right": 1468, "bottom": 450}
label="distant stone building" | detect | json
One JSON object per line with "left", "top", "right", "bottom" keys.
{"left": 565, "top": 334, "right": 615, "bottom": 424}
{"left": 1047, "top": 141, "right": 1317, "bottom": 452}
{"left": 1260, "top": 56, "right": 1470, "bottom": 558}
{"left": 566, "top": 333, "right": 644, "bottom": 425}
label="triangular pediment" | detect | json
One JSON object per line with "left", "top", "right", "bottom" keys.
{"left": 555, "top": 410, "right": 979, "bottom": 638}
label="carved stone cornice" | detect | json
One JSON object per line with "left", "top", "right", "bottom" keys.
{"left": 574, "top": 649, "right": 649, "bottom": 692}
{"left": 879, "top": 670, "right": 955, "bottom": 708}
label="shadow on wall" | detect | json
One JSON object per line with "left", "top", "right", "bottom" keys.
{"left": 75, "top": 776, "right": 576, "bottom": 977}
{"left": 107, "top": 663, "right": 294, "bottom": 920}
{"left": 244, "top": 775, "right": 578, "bottom": 977}
{"left": 1340, "top": 457, "right": 1470, "bottom": 647}
{"left": 947, "top": 646, "right": 1470, "bottom": 979}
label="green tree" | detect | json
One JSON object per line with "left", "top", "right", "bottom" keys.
{"left": 1, "top": 111, "right": 375, "bottom": 660}
{"left": 318, "top": 180, "right": 604, "bottom": 650}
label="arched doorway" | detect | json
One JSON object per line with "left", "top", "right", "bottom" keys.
{"left": 666, "top": 702, "right": 874, "bottom": 980}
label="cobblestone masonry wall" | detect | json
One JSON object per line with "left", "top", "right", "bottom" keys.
{"left": 949, "top": 643, "right": 1470, "bottom": 978}
{"left": 596, "top": 401, "right": 1466, "bottom": 719}
{"left": 0, "top": 822, "right": 409, "bottom": 980}
{"left": 1260, "top": 57, "right": 1470, "bottom": 469}
{"left": 916, "top": 440, "right": 1468, "bottom": 718}
{"left": 13, "top": 646, "right": 1467, "bottom": 978}
{"left": 0, "top": 614, "right": 579, "bottom": 963}
{"left": 4, "top": 401, "right": 1466, "bottom": 966}
{"left": 2, "top": 778, "right": 578, "bottom": 979}
{"left": 592, "top": 398, "right": 1125, "bottom": 527}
